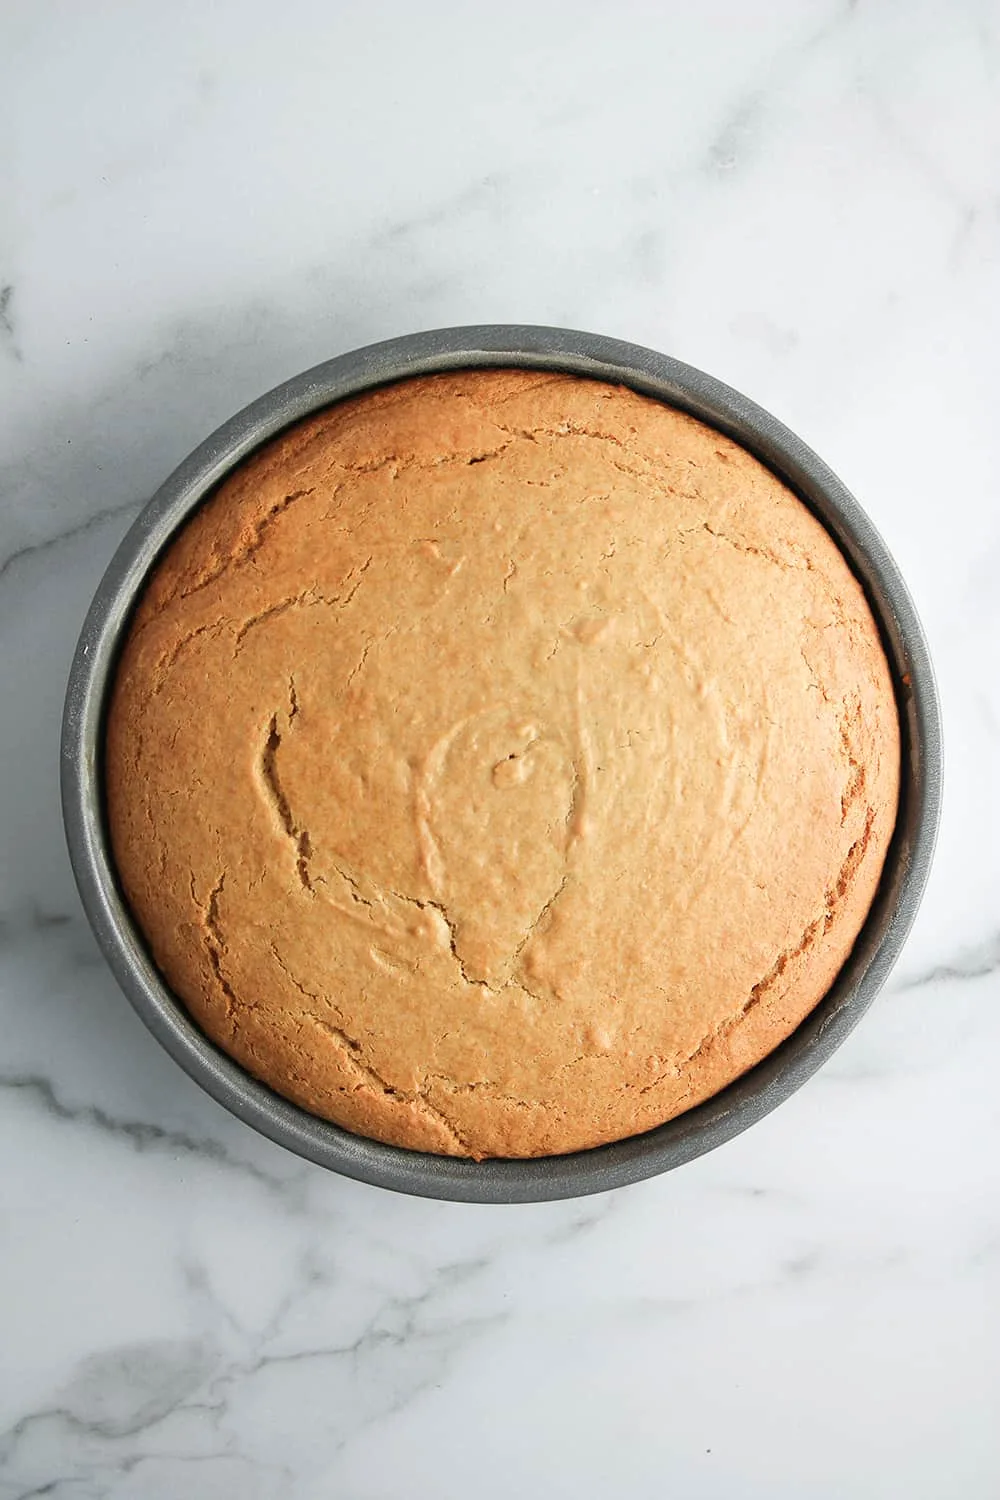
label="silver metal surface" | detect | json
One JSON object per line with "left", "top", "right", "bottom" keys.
{"left": 60, "top": 326, "right": 942, "bottom": 1202}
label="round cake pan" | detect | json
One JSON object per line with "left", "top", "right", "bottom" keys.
{"left": 61, "top": 326, "right": 942, "bottom": 1203}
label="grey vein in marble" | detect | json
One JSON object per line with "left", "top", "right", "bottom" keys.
{"left": 895, "top": 930, "right": 1000, "bottom": 991}
{"left": 703, "top": 1, "right": 857, "bottom": 177}
{"left": 0, "top": 1247, "right": 511, "bottom": 1497}
{"left": 0, "top": 1072, "right": 307, "bottom": 1207}
{"left": 0, "top": 497, "right": 141, "bottom": 589}
{"left": 0, "top": 285, "right": 19, "bottom": 362}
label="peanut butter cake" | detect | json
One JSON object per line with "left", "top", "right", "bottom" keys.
{"left": 106, "top": 370, "right": 900, "bottom": 1158}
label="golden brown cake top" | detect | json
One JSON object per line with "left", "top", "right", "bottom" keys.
{"left": 106, "top": 370, "right": 900, "bottom": 1158}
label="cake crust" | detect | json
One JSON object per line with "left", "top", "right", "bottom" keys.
{"left": 106, "top": 371, "right": 900, "bottom": 1158}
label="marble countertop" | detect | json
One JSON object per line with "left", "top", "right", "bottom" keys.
{"left": 2, "top": 3, "right": 998, "bottom": 1496}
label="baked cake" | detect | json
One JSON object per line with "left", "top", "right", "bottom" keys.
{"left": 105, "top": 370, "right": 900, "bottom": 1158}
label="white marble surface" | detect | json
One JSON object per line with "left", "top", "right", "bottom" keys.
{"left": 2, "top": 2, "right": 999, "bottom": 1495}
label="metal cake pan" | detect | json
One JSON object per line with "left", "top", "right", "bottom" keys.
{"left": 61, "top": 325, "right": 942, "bottom": 1203}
